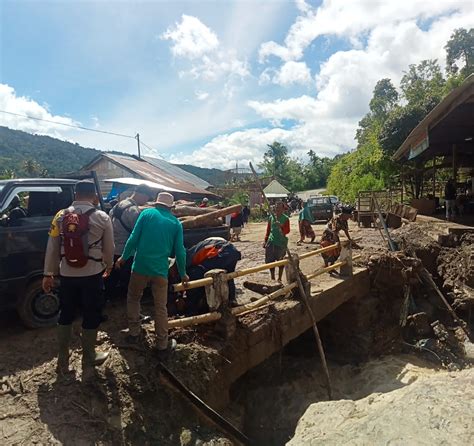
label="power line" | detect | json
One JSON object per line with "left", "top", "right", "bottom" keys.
{"left": 0, "top": 109, "right": 136, "bottom": 139}
{"left": 0, "top": 108, "right": 165, "bottom": 159}
{"left": 139, "top": 140, "right": 164, "bottom": 159}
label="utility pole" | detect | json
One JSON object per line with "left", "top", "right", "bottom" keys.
{"left": 136, "top": 133, "right": 141, "bottom": 159}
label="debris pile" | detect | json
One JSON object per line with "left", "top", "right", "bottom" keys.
{"left": 319, "top": 252, "right": 423, "bottom": 361}
{"left": 391, "top": 223, "right": 441, "bottom": 273}
{"left": 437, "top": 233, "right": 474, "bottom": 311}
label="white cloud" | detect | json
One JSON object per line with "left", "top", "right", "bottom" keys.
{"left": 186, "top": 52, "right": 250, "bottom": 81}
{"left": 169, "top": 4, "right": 474, "bottom": 169}
{"left": 163, "top": 15, "right": 250, "bottom": 82}
{"left": 169, "top": 119, "right": 353, "bottom": 170}
{"left": 259, "top": 61, "right": 312, "bottom": 86}
{"left": 259, "top": 0, "right": 471, "bottom": 62}
{"left": 161, "top": 14, "right": 219, "bottom": 59}
{"left": 195, "top": 90, "right": 209, "bottom": 101}
{"left": 0, "top": 83, "right": 77, "bottom": 137}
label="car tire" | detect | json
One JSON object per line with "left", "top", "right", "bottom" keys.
{"left": 17, "top": 278, "right": 60, "bottom": 328}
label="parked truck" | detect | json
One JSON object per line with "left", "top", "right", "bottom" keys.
{"left": 0, "top": 176, "right": 229, "bottom": 328}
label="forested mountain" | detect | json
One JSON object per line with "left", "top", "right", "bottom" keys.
{"left": 0, "top": 126, "right": 99, "bottom": 177}
{"left": 0, "top": 126, "right": 228, "bottom": 185}
{"left": 176, "top": 164, "right": 235, "bottom": 186}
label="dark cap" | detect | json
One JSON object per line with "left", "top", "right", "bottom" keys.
{"left": 135, "top": 184, "right": 155, "bottom": 200}
{"left": 75, "top": 180, "right": 96, "bottom": 196}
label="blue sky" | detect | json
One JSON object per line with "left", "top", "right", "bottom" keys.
{"left": 1, "top": 0, "right": 472, "bottom": 169}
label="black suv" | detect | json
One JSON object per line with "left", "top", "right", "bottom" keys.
{"left": 0, "top": 177, "right": 229, "bottom": 328}
{"left": 307, "top": 196, "right": 334, "bottom": 222}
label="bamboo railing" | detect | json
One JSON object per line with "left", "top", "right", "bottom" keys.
{"left": 167, "top": 250, "right": 362, "bottom": 329}
{"left": 173, "top": 243, "right": 340, "bottom": 292}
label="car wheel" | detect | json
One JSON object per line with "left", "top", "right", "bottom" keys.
{"left": 17, "top": 278, "right": 59, "bottom": 328}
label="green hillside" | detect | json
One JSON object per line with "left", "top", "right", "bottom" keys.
{"left": 0, "top": 126, "right": 99, "bottom": 177}
{"left": 0, "top": 126, "right": 231, "bottom": 186}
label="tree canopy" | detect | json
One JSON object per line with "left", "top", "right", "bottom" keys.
{"left": 326, "top": 27, "right": 473, "bottom": 203}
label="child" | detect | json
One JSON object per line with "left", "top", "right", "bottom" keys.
{"left": 320, "top": 227, "right": 341, "bottom": 267}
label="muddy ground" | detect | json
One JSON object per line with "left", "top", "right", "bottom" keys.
{"left": 1, "top": 216, "right": 472, "bottom": 445}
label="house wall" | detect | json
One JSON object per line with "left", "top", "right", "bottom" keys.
{"left": 81, "top": 158, "right": 138, "bottom": 196}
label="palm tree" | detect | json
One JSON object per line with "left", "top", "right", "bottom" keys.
{"left": 22, "top": 159, "right": 40, "bottom": 177}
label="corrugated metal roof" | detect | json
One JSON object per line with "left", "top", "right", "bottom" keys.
{"left": 393, "top": 73, "right": 474, "bottom": 161}
{"left": 98, "top": 153, "right": 216, "bottom": 197}
{"left": 143, "top": 156, "right": 211, "bottom": 189}
{"left": 263, "top": 179, "right": 290, "bottom": 196}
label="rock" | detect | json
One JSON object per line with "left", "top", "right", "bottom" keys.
{"left": 288, "top": 368, "right": 474, "bottom": 445}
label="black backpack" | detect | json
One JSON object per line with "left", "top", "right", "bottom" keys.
{"left": 111, "top": 201, "right": 135, "bottom": 233}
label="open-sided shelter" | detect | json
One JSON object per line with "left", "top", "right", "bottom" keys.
{"left": 392, "top": 74, "right": 474, "bottom": 213}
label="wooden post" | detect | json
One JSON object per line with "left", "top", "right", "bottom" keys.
{"left": 452, "top": 144, "right": 458, "bottom": 182}
{"left": 285, "top": 253, "right": 300, "bottom": 283}
{"left": 204, "top": 269, "right": 229, "bottom": 310}
{"left": 432, "top": 156, "right": 436, "bottom": 198}
{"left": 205, "top": 269, "right": 235, "bottom": 339}
{"left": 339, "top": 241, "right": 353, "bottom": 277}
{"left": 285, "top": 254, "right": 310, "bottom": 300}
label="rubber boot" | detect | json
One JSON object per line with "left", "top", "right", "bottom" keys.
{"left": 81, "top": 329, "right": 109, "bottom": 381}
{"left": 57, "top": 324, "right": 72, "bottom": 375}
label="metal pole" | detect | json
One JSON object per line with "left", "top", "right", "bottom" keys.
{"left": 136, "top": 133, "right": 141, "bottom": 159}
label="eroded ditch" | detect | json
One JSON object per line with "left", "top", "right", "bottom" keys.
{"left": 1, "top": 224, "right": 472, "bottom": 445}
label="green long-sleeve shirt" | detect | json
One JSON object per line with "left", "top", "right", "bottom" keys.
{"left": 122, "top": 207, "right": 186, "bottom": 278}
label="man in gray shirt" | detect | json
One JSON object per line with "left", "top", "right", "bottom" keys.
{"left": 107, "top": 184, "right": 155, "bottom": 296}
{"left": 42, "top": 181, "right": 114, "bottom": 380}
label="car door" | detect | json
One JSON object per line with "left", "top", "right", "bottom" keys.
{"left": 0, "top": 184, "right": 75, "bottom": 289}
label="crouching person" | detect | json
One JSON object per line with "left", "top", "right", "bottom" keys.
{"left": 320, "top": 228, "right": 340, "bottom": 268}
{"left": 42, "top": 181, "right": 114, "bottom": 380}
{"left": 185, "top": 237, "right": 242, "bottom": 314}
{"left": 116, "top": 192, "right": 189, "bottom": 356}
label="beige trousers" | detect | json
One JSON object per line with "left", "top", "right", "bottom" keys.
{"left": 127, "top": 272, "right": 168, "bottom": 349}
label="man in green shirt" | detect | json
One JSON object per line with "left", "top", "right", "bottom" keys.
{"left": 263, "top": 201, "right": 290, "bottom": 282}
{"left": 116, "top": 192, "right": 189, "bottom": 353}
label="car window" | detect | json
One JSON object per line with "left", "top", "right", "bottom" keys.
{"left": 309, "top": 197, "right": 329, "bottom": 205}
{"left": 2, "top": 186, "right": 74, "bottom": 220}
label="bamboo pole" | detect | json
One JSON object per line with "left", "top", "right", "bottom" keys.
{"left": 237, "top": 302, "right": 274, "bottom": 318}
{"left": 168, "top": 282, "right": 298, "bottom": 329}
{"left": 168, "top": 311, "right": 221, "bottom": 329}
{"left": 305, "top": 254, "right": 361, "bottom": 281}
{"left": 306, "top": 260, "right": 346, "bottom": 280}
{"left": 173, "top": 243, "right": 339, "bottom": 292}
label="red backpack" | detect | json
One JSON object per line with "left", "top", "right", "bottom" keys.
{"left": 61, "top": 207, "right": 96, "bottom": 268}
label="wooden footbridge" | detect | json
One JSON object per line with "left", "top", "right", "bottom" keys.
{"left": 165, "top": 243, "right": 370, "bottom": 408}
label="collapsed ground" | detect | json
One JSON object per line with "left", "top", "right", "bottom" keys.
{"left": 1, "top": 216, "right": 473, "bottom": 445}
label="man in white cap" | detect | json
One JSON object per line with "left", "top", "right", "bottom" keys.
{"left": 199, "top": 197, "right": 209, "bottom": 208}
{"left": 116, "top": 192, "right": 189, "bottom": 354}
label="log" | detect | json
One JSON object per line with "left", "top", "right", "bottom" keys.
{"left": 180, "top": 217, "right": 223, "bottom": 229}
{"left": 173, "top": 205, "right": 218, "bottom": 217}
{"left": 178, "top": 204, "right": 242, "bottom": 229}
{"left": 243, "top": 280, "right": 284, "bottom": 295}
